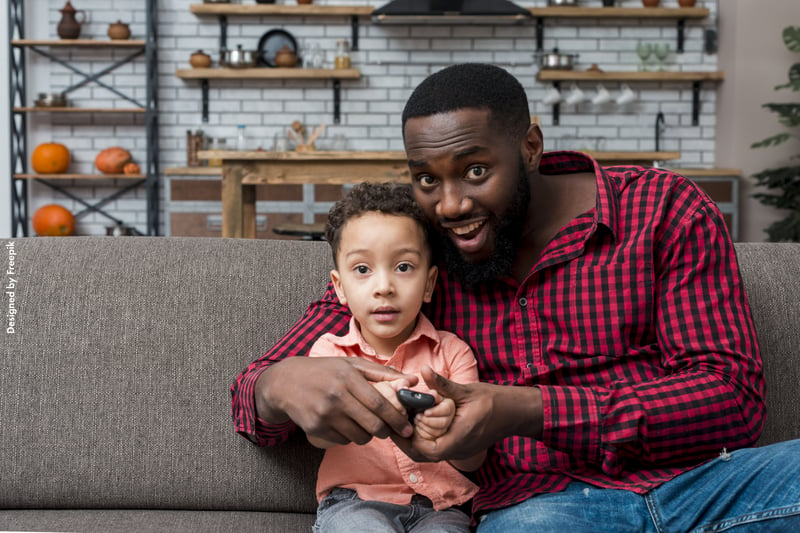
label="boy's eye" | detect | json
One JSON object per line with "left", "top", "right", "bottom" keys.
{"left": 355, "top": 265, "right": 369, "bottom": 274}
{"left": 397, "top": 263, "right": 413, "bottom": 273}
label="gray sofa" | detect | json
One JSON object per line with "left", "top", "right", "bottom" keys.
{"left": 1, "top": 237, "right": 799, "bottom": 532}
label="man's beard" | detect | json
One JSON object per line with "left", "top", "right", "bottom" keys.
{"left": 435, "top": 158, "right": 531, "bottom": 287}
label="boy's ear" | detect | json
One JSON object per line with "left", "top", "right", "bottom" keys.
{"left": 423, "top": 265, "right": 438, "bottom": 303}
{"left": 330, "top": 270, "right": 347, "bottom": 306}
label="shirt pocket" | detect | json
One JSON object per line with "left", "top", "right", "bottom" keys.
{"left": 541, "top": 261, "right": 655, "bottom": 365}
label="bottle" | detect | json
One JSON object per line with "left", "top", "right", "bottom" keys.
{"left": 334, "top": 40, "right": 351, "bottom": 69}
{"left": 208, "top": 138, "right": 227, "bottom": 166}
{"left": 236, "top": 124, "right": 248, "bottom": 151}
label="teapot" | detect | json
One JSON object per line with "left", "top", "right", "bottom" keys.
{"left": 57, "top": 1, "right": 87, "bottom": 40}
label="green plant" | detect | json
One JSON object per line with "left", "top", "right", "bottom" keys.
{"left": 751, "top": 26, "right": 800, "bottom": 241}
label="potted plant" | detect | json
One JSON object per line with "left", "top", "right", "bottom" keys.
{"left": 751, "top": 26, "right": 800, "bottom": 241}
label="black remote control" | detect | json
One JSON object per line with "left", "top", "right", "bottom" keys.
{"left": 397, "top": 388, "right": 435, "bottom": 424}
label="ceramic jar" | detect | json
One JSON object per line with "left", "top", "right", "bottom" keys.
{"left": 57, "top": 1, "right": 86, "bottom": 40}
{"left": 190, "top": 50, "right": 212, "bottom": 68}
{"left": 642, "top": 0, "right": 660, "bottom": 6}
{"left": 678, "top": 0, "right": 697, "bottom": 6}
{"left": 274, "top": 46, "right": 298, "bottom": 68}
{"left": 107, "top": 20, "right": 131, "bottom": 40}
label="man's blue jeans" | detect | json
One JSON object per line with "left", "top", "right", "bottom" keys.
{"left": 478, "top": 439, "right": 800, "bottom": 532}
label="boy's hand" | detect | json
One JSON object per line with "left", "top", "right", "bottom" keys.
{"left": 372, "top": 379, "right": 409, "bottom": 413}
{"left": 413, "top": 397, "right": 455, "bottom": 441}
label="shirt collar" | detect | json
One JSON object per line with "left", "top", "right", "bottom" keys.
{"left": 539, "top": 150, "right": 620, "bottom": 240}
{"left": 329, "top": 314, "right": 441, "bottom": 358}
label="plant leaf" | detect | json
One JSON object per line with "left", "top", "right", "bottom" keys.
{"left": 784, "top": 26, "right": 800, "bottom": 53}
{"left": 751, "top": 133, "right": 791, "bottom": 149}
{"left": 762, "top": 103, "right": 800, "bottom": 127}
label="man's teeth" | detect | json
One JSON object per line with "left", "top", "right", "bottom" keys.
{"left": 451, "top": 221, "right": 482, "bottom": 236}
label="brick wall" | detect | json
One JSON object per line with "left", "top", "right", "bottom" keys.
{"left": 24, "top": 0, "right": 718, "bottom": 236}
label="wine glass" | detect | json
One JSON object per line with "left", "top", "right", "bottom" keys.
{"left": 636, "top": 42, "right": 652, "bottom": 71}
{"left": 653, "top": 42, "right": 670, "bottom": 71}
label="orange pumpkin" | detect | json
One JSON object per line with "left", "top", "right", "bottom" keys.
{"left": 95, "top": 147, "right": 132, "bottom": 174}
{"left": 31, "top": 142, "right": 71, "bottom": 174}
{"left": 122, "top": 161, "right": 141, "bottom": 175}
{"left": 32, "top": 204, "right": 75, "bottom": 236}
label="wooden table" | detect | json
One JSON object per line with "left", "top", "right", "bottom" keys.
{"left": 199, "top": 150, "right": 682, "bottom": 239}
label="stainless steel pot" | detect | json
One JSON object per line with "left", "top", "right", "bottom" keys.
{"left": 548, "top": 0, "right": 579, "bottom": 5}
{"left": 538, "top": 48, "right": 578, "bottom": 70}
{"left": 35, "top": 92, "right": 68, "bottom": 107}
{"left": 222, "top": 45, "right": 259, "bottom": 68}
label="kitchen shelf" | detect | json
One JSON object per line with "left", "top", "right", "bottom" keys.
{"left": 529, "top": 6, "right": 710, "bottom": 53}
{"left": 537, "top": 70, "right": 724, "bottom": 82}
{"left": 175, "top": 68, "right": 361, "bottom": 80}
{"left": 14, "top": 173, "right": 145, "bottom": 180}
{"left": 12, "top": 39, "right": 147, "bottom": 47}
{"left": 165, "top": 166, "right": 224, "bottom": 176}
{"left": 189, "top": 4, "right": 373, "bottom": 16}
{"left": 14, "top": 107, "right": 146, "bottom": 113}
{"left": 8, "top": 0, "right": 160, "bottom": 237}
{"left": 538, "top": 70, "right": 724, "bottom": 127}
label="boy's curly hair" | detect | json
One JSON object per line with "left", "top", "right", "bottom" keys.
{"left": 325, "top": 182, "right": 433, "bottom": 266}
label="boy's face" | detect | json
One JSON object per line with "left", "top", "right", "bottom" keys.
{"left": 331, "top": 212, "right": 438, "bottom": 357}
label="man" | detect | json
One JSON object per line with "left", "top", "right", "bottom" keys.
{"left": 232, "top": 64, "right": 800, "bottom": 530}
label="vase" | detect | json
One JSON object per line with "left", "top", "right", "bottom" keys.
{"left": 56, "top": 1, "right": 87, "bottom": 40}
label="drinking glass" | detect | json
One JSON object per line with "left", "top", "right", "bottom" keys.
{"left": 636, "top": 42, "right": 652, "bottom": 71}
{"left": 653, "top": 42, "right": 670, "bottom": 71}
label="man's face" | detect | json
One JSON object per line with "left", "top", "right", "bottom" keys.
{"left": 404, "top": 109, "right": 531, "bottom": 285}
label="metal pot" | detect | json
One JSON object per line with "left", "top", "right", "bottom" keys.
{"left": 548, "top": 0, "right": 579, "bottom": 5}
{"left": 538, "top": 48, "right": 578, "bottom": 70}
{"left": 222, "top": 45, "right": 259, "bottom": 68}
{"left": 35, "top": 92, "right": 68, "bottom": 107}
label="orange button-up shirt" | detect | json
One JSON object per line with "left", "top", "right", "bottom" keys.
{"left": 309, "top": 314, "right": 479, "bottom": 511}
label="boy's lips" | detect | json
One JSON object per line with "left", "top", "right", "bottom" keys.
{"left": 372, "top": 307, "right": 400, "bottom": 322}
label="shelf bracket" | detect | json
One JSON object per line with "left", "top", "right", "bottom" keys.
{"left": 551, "top": 81, "right": 561, "bottom": 126}
{"left": 202, "top": 79, "right": 209, "bottom": 123}
{"left": 333, "top": 78, "right": 342, "bottom": 124}
{"left": 691, "top": 81, "right": 701, "bottom": 126}
{"left": 218, "top": 15, "right": 229, "bottom": 57}
{"left": 351, "top": 16, "right": 360, "bottom": 51}
{"left": 676, "top": 18, "right": 686, "bottom": 53}
{"left": 536, "top": 17, "right": 544, "bottom": 52}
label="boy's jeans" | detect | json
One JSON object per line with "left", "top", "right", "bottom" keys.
{"left": 313, "top": 488, "right": 471, "bottom": 533}
{"left": 478, "top": 439, "right": 800, "bottom": 532}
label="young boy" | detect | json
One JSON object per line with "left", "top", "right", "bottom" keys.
{"left": 308, "top": 182, "right": 485, "bottom": 533}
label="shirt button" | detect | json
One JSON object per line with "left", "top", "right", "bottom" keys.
{"left": 409, "top": 473, "right": 418, "bottom": 484}
{"left": 519, "top": 297, "right": 528, "bottom": 307}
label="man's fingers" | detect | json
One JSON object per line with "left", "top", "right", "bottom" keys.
{"left": 349, "top": 358, "right": 418, "bottom": 387}
{"left": 420, "top": 365, "right": 463, "bottom": 400}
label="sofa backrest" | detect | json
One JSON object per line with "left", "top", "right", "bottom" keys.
{"left": 1, "top": 238, "right": 798, "bottom": 512}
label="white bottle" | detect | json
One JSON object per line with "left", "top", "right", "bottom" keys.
{"left": 236, "top": 124, "right": 248, "bottom": 151}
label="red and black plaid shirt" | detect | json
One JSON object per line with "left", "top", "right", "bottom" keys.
{"left": 231, "top": 152, "right": 764, "bottom": 515}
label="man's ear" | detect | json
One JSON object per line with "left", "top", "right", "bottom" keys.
{"left": 521, "top": 123, "right": 544, "bottom": 173}
{"left": 330, "top": 270, "right": 347, "bottom": 306}
{"left": 423, "top": 265, "right": 438, "bottom": 303}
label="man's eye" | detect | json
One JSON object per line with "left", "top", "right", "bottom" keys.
{"left": 466, "top": 166, "right": 487, "bottom": 180}
{"left": 416, "top": 175, "right": 437, "bottom": 189}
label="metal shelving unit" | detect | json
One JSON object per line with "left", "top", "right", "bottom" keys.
{"left": 8, "top": 0, "right": 159, "bottom": 236}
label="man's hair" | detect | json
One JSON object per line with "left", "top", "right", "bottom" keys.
{"left": 401, "top": 63, "right": 531, "bottom": 141}
{"left": 325, "top": 182, "right": 433, "bottom": 266}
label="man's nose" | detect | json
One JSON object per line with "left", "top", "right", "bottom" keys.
{"left": 436, "top": 182, "right": 472, "bottom": 219}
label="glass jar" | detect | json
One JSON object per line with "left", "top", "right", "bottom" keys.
{"left": 208, "top": 138, "right": 227, "bottom": 167}
{"left": 334, "top": 40, "right": 351, "bottom": 69}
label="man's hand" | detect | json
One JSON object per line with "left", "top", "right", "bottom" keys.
{"left": 392, "top": 365, "right": 544, "bottom": 463}
{"left": 255, "top": 356, "right": 418, "bottom": 446}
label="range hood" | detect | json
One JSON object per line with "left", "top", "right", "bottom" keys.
{"left": 372, "top": 0, "right": 533, "bottom": 25}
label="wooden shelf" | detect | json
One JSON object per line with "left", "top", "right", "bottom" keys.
{"left": 175, "top": 67, "right": 361, "bottom": 80}
{"left": 14, "top": 173, "right": 145, "bottom": 180}
{"left": 528, "top": 6, "right": 709, "bottom": 18}
{"left": 667, "top": 168, "right": 742, "bottom": 177}
{"left": 189, "top": 4, "right": 373, "bottom": 16}
{"left": 12, "top": 39, "right": 146, "bottom": 47}
{"left": 14, "top": 107, "right": 145, "bottom": 113}
{"left": 537, "top": 70, "right": 725, "bottom": 82}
